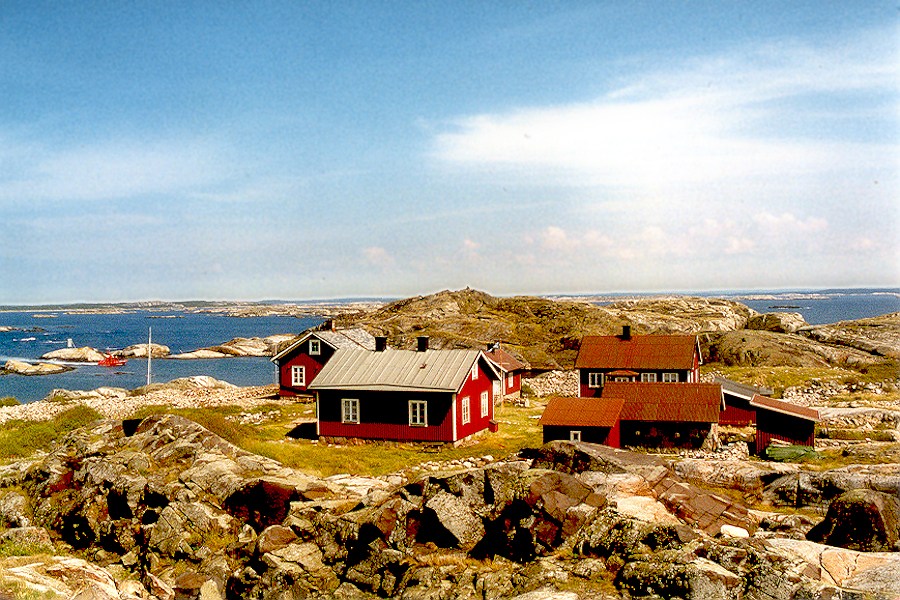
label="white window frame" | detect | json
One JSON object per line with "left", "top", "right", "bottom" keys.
{"left": 641, "top": 373, "right": 657, "bottom": 383}
{"left": 570, "top": 430, "right": 582, "bottom": 442}
{"left": 461, "top": 396, "right": 470, "bottom": 425}
{"left": 480, "top": 391, "right": 489, "bottom": 418}
{"left": 341, "top": 399, "right": 359, "bottom": 424}
{"left": 588, "top": 372, "right": 603, "bottom": 388}
{"left": 409, "top": 400, "right": 427, "bottom": 426}
{"left": 471, "top": 363, "right": 478, "bottom": 380}
{"left": 507, "top": 373, "right": 514, "bottom": 386}
{"left": 309, "top": 339, "right": 321, "bottom": 356}
{"left": 291, "top": 365, "right": 305, "bottom": 387}
{"left": 662, "top": 372, "right": 678, "bottom": 383}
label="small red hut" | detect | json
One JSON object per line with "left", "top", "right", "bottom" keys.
{"left": 271, "top": 327, "right": 376, "bottom": 397}
{"left": 750, "top": 394, "right": 819, "bottom": 454}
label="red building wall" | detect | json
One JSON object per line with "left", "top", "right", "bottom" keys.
{"left": 755, "top": 411, "right": 816, "bottom": 454}
{"left": 720, "top": 396, "right": 757, "bottom": 427}
{"left": 455, "top": 359, "right": 495, "bottom": 440}
{"left": 277, "top": 339, "right": 335, "bottom": 396}
{"left": 578, "top": 368, "right": 693, "bottom": 397}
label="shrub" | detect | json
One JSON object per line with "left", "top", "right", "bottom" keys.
{"left": 0, "top": 397, "right": 19, "bottom": 407}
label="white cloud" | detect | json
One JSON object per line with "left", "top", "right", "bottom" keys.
{"left": 752, "top": 212, "right": 828, "bottom": 235}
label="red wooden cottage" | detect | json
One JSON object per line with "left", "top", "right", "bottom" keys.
{"left": 715, "top": 376, "right": 773, "bottom": 426}
{"left": 539, "top": 396, "right": 624, "bottom": 446}
{"left": 308, "top": 342, "right": 500, "bottom": 444}
{"left": 484, "top": 344, "right": 529, "bottom": 402}
{"left": 749, "top": 394, "right": 819, "bottom": 454}
{"left": 575, "top": 327, "right": 701, "bottom": 397}
{"left": 271, "top": 327, "right": 376, "bottom": 397}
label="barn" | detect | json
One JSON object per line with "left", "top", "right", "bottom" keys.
{"left": 575, "top": 327, "right": 701, "bottom": 397}
{"left": 484, "top": 344, "right": 529, "bottom": 403}
{"left": 271, "top": 326, "right": 376, "bottom": 397}
{"left": 750, "top": 394, "right": 819, "bottom": 454}
{"left": 308, "top": 343, "right": 500, "bottom": 444}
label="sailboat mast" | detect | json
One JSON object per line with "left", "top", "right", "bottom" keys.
{"left": 147, "top": 327, "right": 152, "bottom": 385}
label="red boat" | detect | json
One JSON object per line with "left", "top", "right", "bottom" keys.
{"left": 98, "top": 353, "right": 128, "bottom": 367}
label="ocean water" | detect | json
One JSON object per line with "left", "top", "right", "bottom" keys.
{"left": 718, "top": 288, "right": 899, "bottom": 325}
{"left": 0, "top": 311, "right": 323, "bottom": 404}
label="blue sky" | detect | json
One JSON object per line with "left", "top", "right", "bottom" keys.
{"left": 1, "top": 2, "right": 897, "bottom": 304}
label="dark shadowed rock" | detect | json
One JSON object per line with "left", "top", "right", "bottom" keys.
{"left": 806, "top": 489, "right": 900, "bottom": 552}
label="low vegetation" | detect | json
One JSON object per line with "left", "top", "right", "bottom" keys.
{"left": 0, "top": 406, "right": 101, "bottom": 459}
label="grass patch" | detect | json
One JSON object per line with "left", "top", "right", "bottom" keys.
{"left": 0, "top": 397, "right": 19, "bottom": 407}
{"left": 702, "top": 364, "right": 855, "bottom": 397}
{"left": 0, "top": 406, "right": 101, "bottom": 459}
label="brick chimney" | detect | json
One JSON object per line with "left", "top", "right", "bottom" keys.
{"left": 621, "top": 325, "right": 632, "bottom": 340}
{"left": 417, "top": 336, "right": 429, "bottom": 352}
{"left": 375, "top": 336, "right": 387, "bottom": 352}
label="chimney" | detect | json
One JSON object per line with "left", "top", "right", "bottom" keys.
{"left": 417, "top": 336, "right": 429, "bottom": 352}
{"left": 622, "top": 324, "right": 632, "bottom": 340}
{"left": 375, "top": 336, "right": 387, "bottom": 352}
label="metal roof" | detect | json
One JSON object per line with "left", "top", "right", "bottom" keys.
{"left": 308, "top": 347, "right": 494, "bottom": 393}
{"left": 749, "top": 394, "right": 819, "bottom": 422}
{"left": 575, "top": 335, "right": 698, "bottom": 370}
{"left": 539, "top": 396, "right": 624, "bottom": 428}
{"left": 714, "top": 376, "right": 774, "bottom": 399}
{"left": 272, "top": 327, "right": 376, "bottom": 361}
{"left": 600, "top": 382, "right": 724, "bottom": 423}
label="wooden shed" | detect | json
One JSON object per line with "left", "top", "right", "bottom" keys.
{"left": 750, "top": 394, "right": 819, "bottom": 455}
{"left": 715, "top": 376, "right": 773, "bottom": 427}
{"left": 539, "top": 396, "right": 624, "bottom": 446}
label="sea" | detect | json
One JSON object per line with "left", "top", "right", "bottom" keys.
{"left": 0, "top": 310, "right": 323, "bottom": 404}
{"left": 0, "top": 288, "right": 897, "bottom": 404}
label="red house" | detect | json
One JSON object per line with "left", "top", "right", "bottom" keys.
{"left": 575, "top": 327, "right": 701, "bottom": 397}
{"left": 271, "top": 327, "right": 376, "bottom": 397}
{"left": 750, "top": 395, "right": 819, "bottom": 454}
{"left": 484, "top": 344, "right": 529, "bottom": 402}
{"left": 308, "top": 343, "right": 500, "bottom": 444}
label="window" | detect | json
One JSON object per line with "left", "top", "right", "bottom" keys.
{"left": 471, "top": 364, "right": 478, "bottom": 380}
{"left": 480, "top": 391, "right": 489, "bottom": 418}
{"left": 291, "top": 365, "right": 305, "bottom": 387}
{"left": 309, "top": 339, "right": 321, "bottom": 355}
{"left": 588, "top": 372, "right": 603, "bottom": 388}
{"left": 662, "top": 372, "right": 678, "bottom": 383}
{"left": 461, "top": 396, "right": 470, "bottom": 424}
{"left": 641, "top": 373, "right": 657, "bottom": 382}
{"left": 507, "top": 374, "right": 514, "bottom": 386}
{"left": 341, "top": 399, "right": 359, "bottom": 423}
{"left": 409, "top": 400, "right": 427, "bottom": 426}
{"left": 570, "top": 430, "right": 582, "bottom": 442}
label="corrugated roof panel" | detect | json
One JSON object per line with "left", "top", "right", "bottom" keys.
{"left": 574, "top": 335, "right": 697, "bottom": 370}
{"left": 601, "top": 382, "right": 722, "bottom": 423}
{"left": 749, "top": 394, "right": 819, "bottom": 422}
{"left": 539, "top": 397, "right": 624, "bottom": 427}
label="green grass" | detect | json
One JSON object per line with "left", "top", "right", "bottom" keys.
{"left": 0, "top": 406, "right": 101, "bottom": 459}
{"left": 0, "top": 397, "right": 19, "bottom": 407}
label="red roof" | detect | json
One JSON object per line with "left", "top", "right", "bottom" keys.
{"left": 484, "top": 346, "right": 528, "bottom": 373}
{"left": 749, "top": 394, "right": 819, "bottom": 422}
{"left": 539, "top": 396, "right": 624, "bottom": 428}
{"left": 575, "top": 335, "right": 697, "bottom": 370}
{"left": 600, "top": 382, "right": 723, "bottom": 423}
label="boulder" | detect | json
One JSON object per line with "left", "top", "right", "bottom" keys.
{"left": 746, "top": 312, "right": 808, "bottom": 333}
{"left": 118, "top": 342, "right": 170, "bottom": 358}
{"left": 3, "top": 359, "right": 73, "bottom": 375}
{"left": 806, "top": 489, "right": 900, "bottom": 552}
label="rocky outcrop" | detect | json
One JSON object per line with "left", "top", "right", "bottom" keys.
{"left": 2, "top": 419, "right": 898, "bottom": 599}
{"left": 172, "top": 335, "right": 295, "bottom": 358}
{"left": 703, "top": 329, "right": 882, "bottom": 368}
{"left": 747, "top": 312, "right": 808, "bottom": 333}
{"left": 40, "top": 346, "right": 106, "bottom": 362}
{"left": 118, "top": 342, "right": 171, "bottom": 358}
{"left": 806, "top": 489, "right": 900, "bottom": 552}
{"left": 352, "top": 289, "right": 757, "bottom": 369}
{"left": 799, "top": 312, "right": 900, "bottom": 359}
{"left": 2, "top": 359, "right": 73, "bottom": 376}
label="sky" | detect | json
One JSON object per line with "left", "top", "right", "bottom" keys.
{"left": 1, "top": 1, "right": 897, "bottom": 304}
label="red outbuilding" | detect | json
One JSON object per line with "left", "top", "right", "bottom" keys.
{"left": 484, "top": 344, "right": 529, "bottom": 402}
{"left": 308, "top": 343, "right": 500, "bottom": 444}
{"left": 715, "top": 376, "right": 773, "bottom": 426}
{"left": 750, "top": 394, "right": 819, "bottom": 454}
{"left": 539, "top": 396, "right": 624, "bottom": 446}
{"left": 271, "top": 327, "right": 376, "bottom": 397}
{"left": 575, "top": 327, "right": 701, "bottom": 397}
